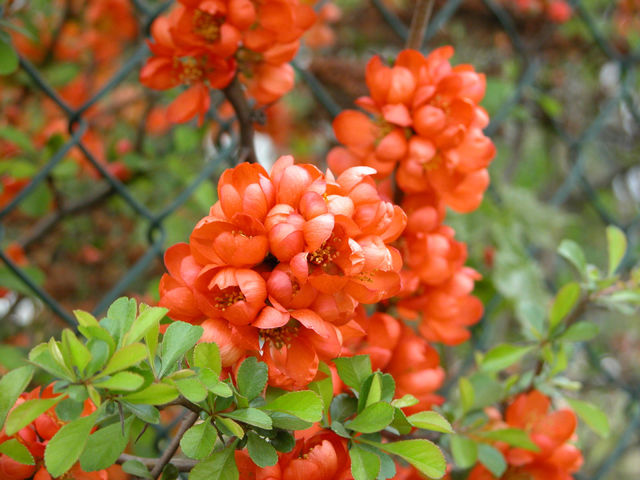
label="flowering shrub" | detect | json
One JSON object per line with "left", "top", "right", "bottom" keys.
{"left": 1, "top": 1, "right": 640, "bottom": 480}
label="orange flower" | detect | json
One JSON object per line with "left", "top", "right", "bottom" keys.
{"left": 468, "top": 391, "right": 583, "bottom": 480}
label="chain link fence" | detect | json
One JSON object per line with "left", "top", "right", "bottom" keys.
{"left": 1, "top": 0, "right": 639, "bottom": 478}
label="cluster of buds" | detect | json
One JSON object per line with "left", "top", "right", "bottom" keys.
{"left": 140, "top": 0, "right": 317, "bottom": 124}
{"left": 0, "top": 386, "right": 105, "bottom": 480}
{"left": 328, "top": 47, "right": 489, "bottom": 345}
{"left": 159, "top": 156, "right": 406, "bottom": 389}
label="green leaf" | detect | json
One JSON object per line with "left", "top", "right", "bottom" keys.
{"left": 189, "top": 442, "right": 239, "bottom": 480}
{"left": 450, "top": 435, "right": 477, "bottom": 469}
{"left": 122, "top": 459, "right": 152, "bottom": 479}
{"left": 330, "top": 393, "right": 358, "bottom": 422}
{"left": 350, "top": 444, "right": 381, "bottom": 480}
{"left": 309, "top": 363, "right": 333, "bottom": 417}
{"left": 566, "top": 398, "right": 610, "bottom": 438}
{"left": 358, "top": 373, "right": 382, "bottom": 412}
{"left": 222, "top": 408, "right": 272, "bottom": 430}
{"left": 123, "top": 306, "right": 167, "bottom": 346}
{"left": 97, "top": 343, "right": 147, "bottom": 378}
{"left": 174, "top": 377, "right": 208, "bottom": 403}
{"left": 346, "top": 402, "right": 394, "bottom": 433}
{"left": 236, "top": 357, "right": 268, "bottom": 401}
{"left": 180, "top": 420, "right": 218, "bottom": 460}
{"left": 261, "top": 390, "right": 323, "bottom": 423}
{"left": 5, "top": 396, "right": 64, "bottom": 435}
{"left": 333, "top": 356, "right": 372, "bottom": 391}
{"left": 606, "top": 226, "right": 627, "bottom": 276}
{"left": 159, "top": 322, "right": 203, "bottom": 377}
{"left": 48, "top": 338, "right": 75, "bottom": 380}
{"left": 549, "top": 283, "right": 581, "bottom": 330}
{"left": 481, "top": 344, "right": 533, "bottom": 373}
{"left": 478, "top": 428, "right": 539, "bottom": 451}
{"left": 74, "top": 310, "right": 100, "bottom": 328}
{"left": 122, "top": 383, "right": 179, "bottom": 405}
{"left": 0, "top": 38, "right": 19, "bottom": 75}
{"left": 271, "top": 430, "right": 295, "bottom": 453}
{"left": 55, "top": 398, "right": 85, "bottom": 422}
{"left": 0, "top": 266, "right": 44, "bottom": 296}
{"left": 477, "top": 443, "right": 507, "bottom": 477}
{"left": 107, "top": 297, "right": 137, "bottom": 346}
{"left": 0, "top": 366, "right": 34, "bottom": 428}
{"left": 247, "top": 431, "right": 278, "bottom": 467}
{"left": 215, "top": 416, "right": 244, "bottom": 438}
{"left": 391, "top": 394, "right": 419, "bottom": 409}
{"left": 390, "top": 407, "right": 412, "bottom": 436}
{"left": 198, "top": 369, "right": 233, "bottom": 397}
{"left": 558, "top": 322, "right": 599, "bottom": 342}
{"left": 80, "top": 416, "right": 133, "bottom": 471}
{"left": 193, "top": 343, "right": 221, "bottom": 375}
{"left": 0, "top": 438, "right": 34, "bottom": 465}
{"left": 268, "top": 411, "right": 312, "bottom": 430}
{"left": 94, "top": 372, "right": 145, "bottom": 391}
{"left": 366, "top": 439, "right": 446, "bottom": 479}
{"left": 459, "top": 377, "right": 474, "bottom": 413}
{"left": 44, "top": 412, "right": 97, "bottom": 477}
{"left": 85, "top": 340, "right": 111, "bottom": 378}
{"left": 121, "top": 402, "right": 160, "bottom": 424}
{"left": 61, "top": 329, "right": 92, "bottom": 375}
{"left": 558, "top": 240, "right": 587, "bottom": 276}
{"left": 407, "top": 411, "right": 453, "bottom": 433}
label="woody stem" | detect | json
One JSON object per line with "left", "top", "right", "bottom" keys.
{"left": 223, "top": 75, "right": 257, "bottom": 164}
{"left": 149, "top": 410, "right": 199, "bottom": 479}
{"left": 405, "top": 0, "right": 436, "bottom": 50}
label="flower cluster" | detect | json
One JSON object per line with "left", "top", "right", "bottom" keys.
{"left": 139, "top": 0, "right": 317, "bottom": 124}
{"left": 328, "top": 48, "right": 487, "bottom": 345}
{"left": 469, "top": 391, "right": 583, "bottom": 480}
{"left": 159, "top": 156, "right": 406, "bottom": 389}
{"left": 0, "top": 386, "right": 106, "bottom": 480}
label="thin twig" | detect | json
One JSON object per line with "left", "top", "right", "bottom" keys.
{"left": 149, "top": 411, "right": 199, "bottom": 479}
{"left": 117, "top": 454, "right": 198, "bottom": 472}
{"left": 222, "top": 76, "right": 257, "bottom": 164}
{"left": 405, "top": 0, "right": 436, "bottom": 50}
{"left": 159, "top": 397, "right": 204, "bottom": 415}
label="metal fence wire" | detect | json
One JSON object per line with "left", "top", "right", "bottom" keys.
{"left": 1, "top": 0, "right": 639, "bottom": 479}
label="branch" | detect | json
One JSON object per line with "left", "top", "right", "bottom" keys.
{"left": 149, "top": 411, "right": 199, "bottom": 479}
{"left": 159, "top": 396, "right": 204, "bottom": 415}
{"left": 405, "top": 0, "right": 435, "bottom": 50}
{"left": 117, "top": 454, "right": 197, "bottom": 473}
{"left": 223, "top": 76, "right": 257, "bottom": 164}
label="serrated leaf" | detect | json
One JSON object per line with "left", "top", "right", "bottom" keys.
{"left": 566, "top": 398, "right": 610, "bottom": 438}
{"left": 44, "top": 412, "right": 97, "bottom": 477}
{"left": 122, "top": 459, "right": 153, "bottom": 479}
{"left": 80, "top": 416, "right": 133, "bottom": 471}
{"left": 481, "top": 344, "right": 533, "bottom": 373}
{"left": 477, "top": 443, "right": 507, "bottom": 477}
{"left": 261, "top": 391, "right": 323, "bottom": 423}
{"left": 333, "top": 356, "right": 372, "bottom": 391}
{"left": 121, "top": 383, "right": 179, "bottom": 405}
{"left": 180, "top": 420, "right": 218, "bottom": 460}
{"left": 0, "top": 438, "right": 34, "bottom": 465}
{"left": 159, "top": 322, "right": 203, "bottom": 377}
{"left": 198, "top": 369, "right": 233, "bottom": 397}
{"left": 121, "top": 402, "right": 160, "bottom": 424}
{"left": 174, "top": 377, "right": 208, "bottom": 403}
{"left": 216, "top": 416, "right": 244, "bottom": 438}
{"left": 189, "top": 442, "right": 238, "bottom": 480}
{"left": 309, "top": 363, "right": 333, "bottom": 417}
{"left": 358, "top": 373, "right": 382, "bottom": 412}
{"left": 558, "top": 240, "right": 586, "bottom": 276}
{"left": 94, "top": 372, "right": 144, "bottom": 391}
{"left": 222, "top": 408, "right": 272, "bottom": 429}
{"left": 390, "top": 407, "right": 412, "bottom": 436}
{"left": 107, "top": 297, "right": 137, "bottom": 346}
{"left": 0, "top": 366, "right": 34, "bottom": 428}
{"left": 450, "top": 435, "right": 477, "bottom": 469}
{"left": 73, "top": 310, "right": 100, "bottom": 328}
{"left": 346, "top": 402, "right": 394, "bottom": 433}
{"left": 247, "top": 431, "right": 278, "bottom": 467}
{"left": 550, "top": 283, "right": 581, "bottom": 330}
{"left": 478, "top": 428, "right": 539, "bottom": 451}
{"left": 5, "top": 396, "right": 64, "bottom": 435}
{"left": 407, "top": 411, "right": 453, "bottom": 433}
{"left": 193, "top": 343, "right": 221, "bottom": 375}
{"left": 236, "top": 357, "right": 268, "bottom": 401}
{"left": 365, "top": 439, "right": 446, "bottom": 479}
{"left": 350, "top": 444, "right": 381, "bottom": 480}
{"left": 606, "top": 226, "right": 627, "bottom": 276}
{"left": 124, "top": 305, "right": 167, "bottom": 346}
{"left": 558, "top": 322, "right": 599, "bottom": 342}
{"left": 97, "top": 343, "right": 147, "bottom": 378}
